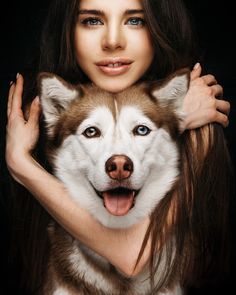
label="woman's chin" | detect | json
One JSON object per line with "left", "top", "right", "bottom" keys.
{"left": 94, "top": 80, "right": 135, "bottom": 94}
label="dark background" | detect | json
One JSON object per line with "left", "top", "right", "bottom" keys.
{"left": 0, "top": 1, "right": 235, "bottom": 294}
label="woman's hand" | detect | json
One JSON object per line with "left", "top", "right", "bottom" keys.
{"left": 182, "top": 63, "right": 230, "bottom": 130}
{"left": 6, "top": 73, "right": 41, "bottom": 180}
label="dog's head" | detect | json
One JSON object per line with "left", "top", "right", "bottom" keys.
{"left": 37, "top": 69, "right": 189, "bottom": 228}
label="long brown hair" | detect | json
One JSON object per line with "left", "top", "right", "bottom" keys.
{"left": 136, "top": 125, "right": 233, "bottom": 293}
{"left": 7, "top": 0, "right": 233, "bottom": 293}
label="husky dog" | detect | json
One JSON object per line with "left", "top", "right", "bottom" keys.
{"left": 37, "top": 69, "right": 189, "bottom": 295}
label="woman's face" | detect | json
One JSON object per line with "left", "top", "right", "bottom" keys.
{"left": 74, "top": 0, "right": 154, "bottom": 93}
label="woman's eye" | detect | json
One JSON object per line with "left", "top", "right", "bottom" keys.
{"left": 133, "top": 125, "right": 151, "bottom": 136}
{"left": 126, "top": 17, "right": 145, "bottom": 26}
{"left": 80, "top": 17, "right": 103, "bottom": 26}
{"left": 83, "top": 127, "right": 101, "bottom": 138}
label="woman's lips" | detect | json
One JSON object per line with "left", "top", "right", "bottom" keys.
{"left": 96, "top": 59, "right": 133, "bottom": 76}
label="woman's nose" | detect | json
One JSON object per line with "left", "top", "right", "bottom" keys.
{"left": 102, "top": 23, "right": 126, "bottom": 51}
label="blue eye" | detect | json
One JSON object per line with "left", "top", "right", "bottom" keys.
{"left": 81, "top": 17, "right": 103, "bottom": 26}
{"left": 127, "top": 17, "right": 145, "bottom": 26}
{"left": 83, "top": 127, "right": 101, "bottom": 138}
{"left": 133, "top": 125, "right": 151, "bottom": 136}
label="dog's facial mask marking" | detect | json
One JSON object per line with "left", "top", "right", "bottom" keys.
{"left": 38, "top": 69, "right": 189, "bottom": 228}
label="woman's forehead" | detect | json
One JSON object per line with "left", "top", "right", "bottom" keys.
{"left": 79, "top": 0, "right": 144, "bottom": 11}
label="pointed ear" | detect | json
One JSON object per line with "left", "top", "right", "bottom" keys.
{"left": 151, "top": 68, "right": 190, "bottom": 113}
{"left": 37, "top": 72, "right": 79, "bottom": 127}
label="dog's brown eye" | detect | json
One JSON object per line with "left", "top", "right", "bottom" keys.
{"left": 83, "top": 127, "right": 101, "bottom": 138}
{"left": 133, "top": 125, "right": 151, "bottom": 136}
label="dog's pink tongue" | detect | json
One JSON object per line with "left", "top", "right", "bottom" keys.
{"left": 103, "top": 191, "right": 134, "bottom": 216}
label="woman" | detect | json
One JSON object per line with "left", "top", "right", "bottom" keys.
{"left": 5, "top": 0, "right": 231, "bottom": 294}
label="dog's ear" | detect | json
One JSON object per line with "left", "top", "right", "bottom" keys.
{"left": 151, "top": 68, "right": 190, "bottom": 113}
{"left": 37, "top": 72, "right": 81, "bottom": 127}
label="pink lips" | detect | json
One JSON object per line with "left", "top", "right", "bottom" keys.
{"left": 95, "top": 58, "right": 133, "bottom": 76}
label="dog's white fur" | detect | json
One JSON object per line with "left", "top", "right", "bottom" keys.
{"left": 38, "top": 70, "right": 189, "bottom": 294}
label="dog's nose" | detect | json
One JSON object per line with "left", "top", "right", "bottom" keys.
{"left": 105, "top": 155, "right": 133, "bottom": 180}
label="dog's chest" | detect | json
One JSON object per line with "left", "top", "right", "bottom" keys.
{"left": 47, "top": 223, "right": 157, "bottom": 295}
{"left": 47, "top": 224, "right": 182, "bottom": 295}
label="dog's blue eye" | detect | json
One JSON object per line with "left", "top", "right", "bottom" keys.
{"left": 83, "top": 127, "right": 101, "bottom": 138}
{"left": 133, "top": 125, "right": 151, "bottom": 136}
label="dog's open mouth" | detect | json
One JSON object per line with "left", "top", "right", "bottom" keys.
{"left": 97, "top": 187, "right": 138, "bottom": 216}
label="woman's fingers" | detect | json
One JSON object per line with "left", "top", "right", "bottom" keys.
{"left": 11, "top": 73, "right": 24, "bottom": 118}
{"left": 7, "top": 83, "right": 15, "bottom": 118}
{"left": 207, "top": 109, "right": 229, "bottom": 128}
{"left": 190, "top": 63, "right": 202, "bottom": 80}
{"left": 7, "top": 73, "right": 41, "bottom": 128}
{"left": 185, "top": 108, "right": 229, "bottom": 130}
{"left": 210, "top": 84, "right": 223, "bottom": 97}
{"left": 28, "top": 96, "right": 41, "bottom": 126}
{"left": 201, "top": 74, "right": 217, "bottom": 86}
{"left": 216, "top": 99, "right": 231, "bottom": 116}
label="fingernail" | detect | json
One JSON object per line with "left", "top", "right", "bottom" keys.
{"left": 9, "top": 81, "right": 14, "bottom": 86}
{"left": 193, "top": 62, "right": 200, "bottom": 70}
{"left": 16, "top": 72, "right": 20, "bottom": 79}
{"left": 35, "top": 96, "right": 40, "bottom": 104}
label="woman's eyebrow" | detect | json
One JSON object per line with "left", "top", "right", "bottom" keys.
{"left": 78, "top": 10, "right": 104, "bottom": 16}
{"left": 125, "top": 9, "right": 144, "bottom": 15}
{"left": 78, "top": 9, "right": 144, "bottom": 16}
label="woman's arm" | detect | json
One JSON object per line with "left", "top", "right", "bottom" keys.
{"left": 6, "top": 74, "right": 151, "bottom": 277}
{"left": 10, "top": 153, "right": 151, "bottom": 277}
